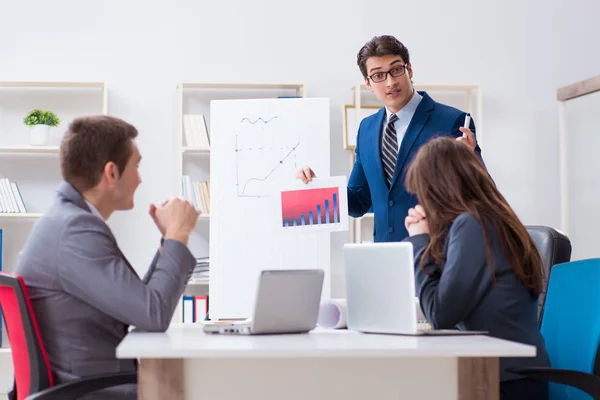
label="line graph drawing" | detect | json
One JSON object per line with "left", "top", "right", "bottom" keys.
{"left": 238, "top": 142, "right": 300, "bottom": 196}
{"left": 240, "top": 116, "right": 278, "bottom": 124}
{"left": 235, "top": 115, "right": 299, "bottom": 198}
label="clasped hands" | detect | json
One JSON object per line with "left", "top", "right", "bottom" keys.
{"left": 404, "top": 204, "right": 430, "bottom": 237}
{"left": 148, "top": 197, "right": 200, "bottom": 244}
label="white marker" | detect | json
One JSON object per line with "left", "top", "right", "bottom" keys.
{"left": 462, "top": 113, "right": 471, "bottom": 137}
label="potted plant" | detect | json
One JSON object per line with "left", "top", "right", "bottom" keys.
{"left": 23, "top": 109, "right": 61, "bottom": 146}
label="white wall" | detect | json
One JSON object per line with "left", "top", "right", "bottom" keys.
{"left": 1, "top": 0, "right": 599, "bottom": 296}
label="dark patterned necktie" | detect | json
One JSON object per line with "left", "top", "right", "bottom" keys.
{"left": 382, "top": 113, "right": 399, "bottom": 184}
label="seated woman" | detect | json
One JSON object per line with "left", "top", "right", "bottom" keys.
{"left": 402, "top": 137, "right": 549, "bottom": 400}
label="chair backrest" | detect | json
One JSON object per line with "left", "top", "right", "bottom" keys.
{"left": 0, "top": 273, "right": 53, "bottom": 400}
{"left": 526, "top": 225, "right": 572, "bottom": 323}
{"left": 540, "top": 259, "right": 600, "bottom": 399}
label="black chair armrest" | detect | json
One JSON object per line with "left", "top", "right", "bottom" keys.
{"left": 25, "top": 372, "right": 137, "bottom": 400}
{"left": 508, "top": 367, "right": 600, "bottom": 397}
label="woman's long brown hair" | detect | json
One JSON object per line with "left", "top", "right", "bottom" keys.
{"left": 405, "top": 137, "right": 543, "bottom": 297}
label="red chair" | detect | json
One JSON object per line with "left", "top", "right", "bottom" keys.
{"left": 0, "top": 272, "right": 136, "bottom": 400}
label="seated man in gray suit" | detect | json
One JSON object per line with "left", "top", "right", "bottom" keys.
{"left": 14, "top": 115, "right": 199, "bottom": 400}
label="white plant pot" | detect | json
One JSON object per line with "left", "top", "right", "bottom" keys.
{"left": 30, "top": 124, "right": 51, "bottom": 146}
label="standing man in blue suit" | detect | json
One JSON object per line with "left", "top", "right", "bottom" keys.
{"left": 297, "top": 35, "right": 484, "bottom": 241}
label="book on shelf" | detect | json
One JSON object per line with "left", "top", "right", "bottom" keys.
{"left": 182, "top": 176, "right": 210, "bottom": 214}
{"left": 181, "top": 295, "right": 209, "bottom": 323}
{"left": 182, "top": 296, "right": 194, "bottom": 323}
{"left": 195, "top": 296, "right": 208, "bottom": 322}
{"left": 190, "top": 256, "right": 209, "bottom": 281}
{"left": 0, "top": 178, "right": 27, "bottom": 213}
{"left": 183, "top": 114, "right": 210, "bottom": 149}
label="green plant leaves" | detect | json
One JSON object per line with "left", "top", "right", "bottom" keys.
{"left": 23, "top": 109, "right": 61, "bottom": 127}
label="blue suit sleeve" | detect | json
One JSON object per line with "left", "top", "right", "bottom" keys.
{"left": 403, "top": 215, "right": 492, "bottom": 329}
{"left": 347, "top": 130, "right": 372, "bottom": 218}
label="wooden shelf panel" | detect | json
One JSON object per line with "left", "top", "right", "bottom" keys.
{"left": 354, "top": 83, "right": 479, "bottom": 92}
{"left": 557, "top": 75, "right": 600, "bottom": 101}
{"left": 182, "top": 147, "right": 210, "bottom": 154}
{"left": 187, "top": 279, "right": 209, "bottom": 286}
{"left": 0, "top": 81, "right": 104, "bottom": 89}
{"left": 0, "top": 146, "right": 59, "bottom": 154}
{"left": 181, "top": 82, "right": 303, "bottom": 90}
{"left": 0, "top": 213, "right": 43, "bottom": 219}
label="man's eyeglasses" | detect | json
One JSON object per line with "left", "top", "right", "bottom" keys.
{"left": 367, "top": 65, "right": 408, "bottom": 83}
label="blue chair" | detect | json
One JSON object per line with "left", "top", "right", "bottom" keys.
{"left": 510, "top": 259, "right": 600, "bottom": 399}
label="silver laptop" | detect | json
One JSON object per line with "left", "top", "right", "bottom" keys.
{"left": 203, "top": 269, "right": 324, "bottom": 335}
{"left": 344, "top": 242, "right": 486, "bottom": 336}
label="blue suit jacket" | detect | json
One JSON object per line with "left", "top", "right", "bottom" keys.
{"left": 347, "top": 91, "right": 483, "bottom": 242}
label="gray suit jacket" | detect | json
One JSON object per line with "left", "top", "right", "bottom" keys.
{"left": 13, "top": 182, "right": 196, "bottom": 400}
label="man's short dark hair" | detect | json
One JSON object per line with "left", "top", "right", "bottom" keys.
{"left": 357, "top": 35, "right": 410, "bottom": 78}
{"left": 60, "top": 115, "right": 138, "bottom": 192}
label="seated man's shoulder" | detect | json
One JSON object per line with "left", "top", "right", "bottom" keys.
{"left": 46, "top": 200, "right": 107, "bottom": 231}
{"left": 28, "top": 201, "right": 113, "bottom": 255}
{"left": 14, "top": 202, "right": 94, "bottom": 279}
{"left": 18, "top": 201, "right": 117, "bottom": 275}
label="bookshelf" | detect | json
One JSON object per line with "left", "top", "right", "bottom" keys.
{"left": 347, "top": 83, "right": 482, "bottom": 243}
{"left": 0, "top": 81, "right": 107, "bottom": 392}
{"left": 173, "top": 82, "right": 306, "bottom": 323}
{"left": 0, "top": 81, "right": 107, "bottom": 216}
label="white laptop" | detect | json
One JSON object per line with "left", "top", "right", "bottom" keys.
{"left": 344, "top": 242, "right": 486, "bottom": 336}
{"left": 203, "top": 269, "right": 324, "bottom": 335}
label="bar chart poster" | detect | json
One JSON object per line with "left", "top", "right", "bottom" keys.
{"left": 278, "top": 176, "right": 348, "bottom": 233}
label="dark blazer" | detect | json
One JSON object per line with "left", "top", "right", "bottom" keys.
{"left": 404, "top": 213, "right": 550, "bottom": 382}
{"left": 347, "top": 91, "right": 483, "bottom": 241}
{"left": 14, "top": 182, "right": 196, "bottom": 400}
